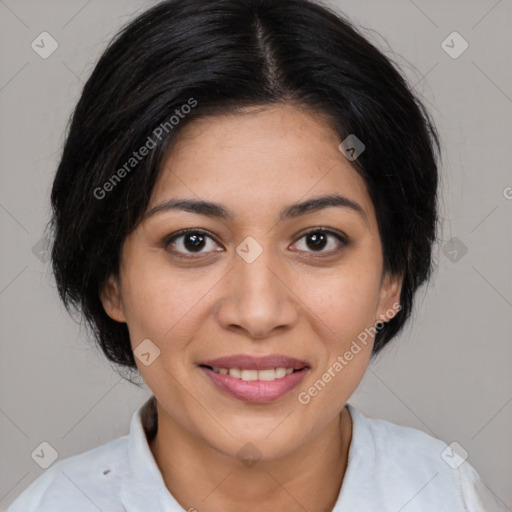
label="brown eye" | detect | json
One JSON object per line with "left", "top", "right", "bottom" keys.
{"left": 181, "top": 233, "right": 207, "bottom": 252}
{"left": 164, "top": 229, "right": 222, "bottom": 257}
{"left": 292, "top": 229, "right": 347, "bottom": 254}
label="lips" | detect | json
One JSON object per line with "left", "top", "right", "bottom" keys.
{"left": 197, "top": 354, "right": 310, "bottom": 403}
{"left": 198, "top": 354, "right": 310, "bottom": 371}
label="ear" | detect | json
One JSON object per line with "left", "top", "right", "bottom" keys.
{"left": 376, "top": 271, "right": 403, "bottom": 324}
{"left": 100, "top": 274, "right": 127, "bottom": 323}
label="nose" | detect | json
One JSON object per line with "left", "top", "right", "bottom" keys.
{"left": 214, "top": 248, "right": 300, "bottom": 339}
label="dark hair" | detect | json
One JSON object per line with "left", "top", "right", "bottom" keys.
{"left": 50, "top": 0, "right": 440, "bottom": 374}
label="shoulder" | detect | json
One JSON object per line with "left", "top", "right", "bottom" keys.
{"left": 353, "top": 405, "right": 449, "bottom": 463}
{"left": 6, "top": 435, "right": 129, "bottom": 512}
{"left": 342, "top": 404, "right": 508, "bottom": 511}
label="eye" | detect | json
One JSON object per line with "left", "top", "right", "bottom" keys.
{"left": 163, "top": 227, "right": 348, "bottom": 259}
{"left": 164, "top": 229, "right": 223, "bottom": 258}
{"left": 291, "top": 228, "right": 348, "bottom": 255}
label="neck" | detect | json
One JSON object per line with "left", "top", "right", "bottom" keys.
{"left": 149, "top": 403, "right": 352, "bottom": 512}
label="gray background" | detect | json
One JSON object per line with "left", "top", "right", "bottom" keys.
{"left": 1, "top": 0, "right": 511, "bottom": 509}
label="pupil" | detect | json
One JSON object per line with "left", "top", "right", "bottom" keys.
{"left": 184, "top": 233, "right": 205, "bottom": 251}
{"left": 307, "top": 232, "right": 327, "bottom": 250}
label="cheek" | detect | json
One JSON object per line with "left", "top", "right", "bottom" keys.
{"left": 295, "top": 269, "right": 379, "bottom": 415}
{"left": 120, "top": 260, "right": 219, "bottom": 347}
{"left": 300, "top": 265, "right": 382, "bottom": 343}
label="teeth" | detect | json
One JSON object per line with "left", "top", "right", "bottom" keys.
{"left": 210, "top": 366, "right": 300, "bottom": 381}
{"left": 241, "top": 369, "right": 258, "bottom": 381}
{"left": 259, "top": 368, "right": 279, "bottom": 381}
{"left": 229, "top": 368, "right": 242, "bottom": 379}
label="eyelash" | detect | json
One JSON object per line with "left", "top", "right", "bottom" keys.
{"left": 163, "top": 227, "right": 348, "bottom": 259}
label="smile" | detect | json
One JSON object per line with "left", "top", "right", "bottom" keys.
{"left": 208, "top": 366, "right": 296, "bottom": 381}
{"left": 197, "top": 353, "right": 310, "bottom": 403}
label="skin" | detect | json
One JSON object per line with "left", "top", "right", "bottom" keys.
{"left": 101, "top": 104, "right": 402, "bottom": 512}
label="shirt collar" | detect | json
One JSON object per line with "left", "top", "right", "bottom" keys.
{"left": 331, "top": 403, "right": 374, "bottom": 510}
{"left": 120, "top": 396, "right": 365, "bottom": 511}
{"left": 120, "top": 395, "right": 184, "bottom": 512}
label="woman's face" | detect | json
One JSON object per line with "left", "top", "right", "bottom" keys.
{"left": 101, "top": 104, "right": 401, "bottom": 460}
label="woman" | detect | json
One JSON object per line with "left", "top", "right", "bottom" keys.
{"left": 7, "top": 0, "right": 506, "bottom": 510}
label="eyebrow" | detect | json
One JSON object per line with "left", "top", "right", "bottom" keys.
{"left": 143, "top": 193, "right": 368, "bottom": 224}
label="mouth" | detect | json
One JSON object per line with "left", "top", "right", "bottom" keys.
{"left": 197, "top": 354, "right": 310, "bottom": 403}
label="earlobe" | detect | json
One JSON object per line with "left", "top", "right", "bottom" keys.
{"left": 100, "top": 274, "right": 127, "bottom": 323}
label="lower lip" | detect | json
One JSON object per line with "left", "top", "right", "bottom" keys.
{"left": 199, "top": 366, "right": 309, "bottom": 403}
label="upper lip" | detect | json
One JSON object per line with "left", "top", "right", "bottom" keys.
{"left": 198, "top": 354, "right": 310, "bottom": 370}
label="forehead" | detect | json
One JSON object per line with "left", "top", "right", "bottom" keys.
{"left": 149, "top": 104, "right": 376, "bottom": 227}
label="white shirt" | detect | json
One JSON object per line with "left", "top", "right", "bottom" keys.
{"left": 7, "top": 396, "right": 507, "bottom": 511}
